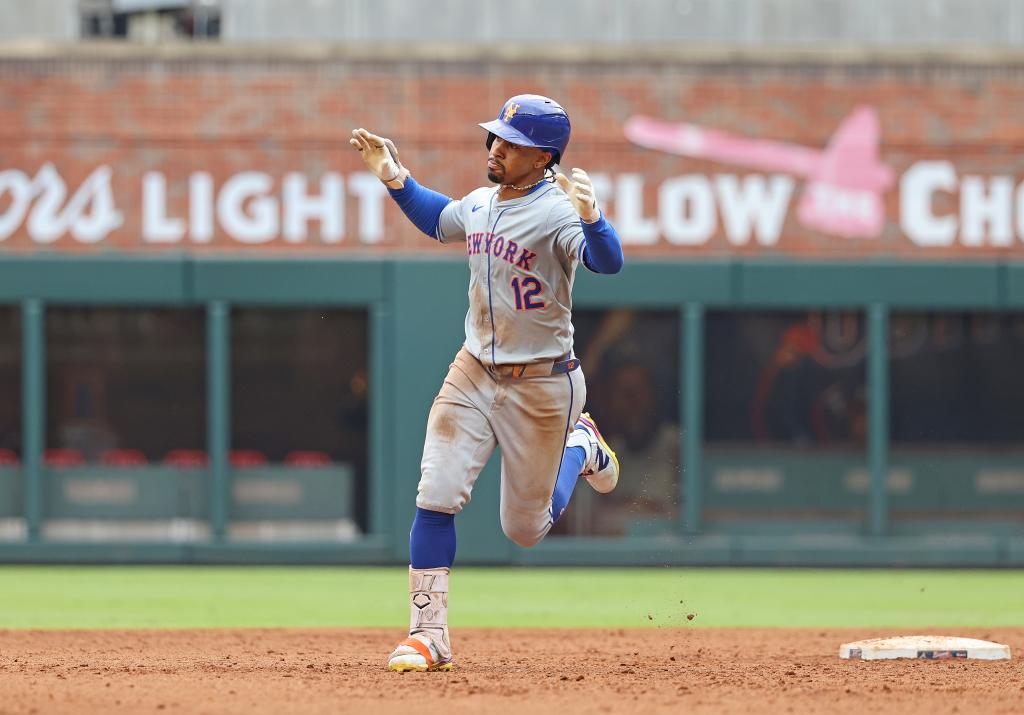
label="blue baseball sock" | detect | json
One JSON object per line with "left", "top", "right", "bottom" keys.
{"left": 409, "top": 507, "right": 456, "bottom": 569}
{"left": 550, "top": 446, "right": 587, "bottom": 523}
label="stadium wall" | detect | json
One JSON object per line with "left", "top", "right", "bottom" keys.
{"left": 1, "top": 47, "right": 1023, "bottom": 564}
{"left": 0, "top": 256, "right": 1021, "bottom": 565}
{"left": 4, "top": 46, "right": 1024, "bottom": 258}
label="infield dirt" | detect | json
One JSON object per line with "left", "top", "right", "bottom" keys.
{"left": 0, "top": 627, "right": 1021, "bottom": 714}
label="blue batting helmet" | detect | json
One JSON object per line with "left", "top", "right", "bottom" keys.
{"left": 479, "top": 94, "right": 571, "bottom": 165}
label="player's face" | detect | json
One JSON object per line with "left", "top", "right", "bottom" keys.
{"left": 487, "top": 137, "right": 550, "bottom": 185}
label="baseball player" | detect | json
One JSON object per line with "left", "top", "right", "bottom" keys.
{"left": 350, "top": 94, "right": 624, "bottom": 672}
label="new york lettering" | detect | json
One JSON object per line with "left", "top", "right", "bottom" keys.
{"left": 466, "top": 232, "right": 536, "bottom": 270}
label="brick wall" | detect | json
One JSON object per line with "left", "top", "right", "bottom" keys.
{"left": 2, "top": 54, "right": 1024, "bottom": 257}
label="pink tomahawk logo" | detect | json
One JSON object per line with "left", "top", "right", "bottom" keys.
{"left": 624, "top": 106, "right": 894, "bottom": 239}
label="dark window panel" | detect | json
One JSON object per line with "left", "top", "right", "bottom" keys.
{"left": 706, "top": 311, "right": 868, "bottom": 448}
{"left": 890, "top": 312, "right": 1024, "bottom": 446}
{"left": 230, "top": 308, "right": 369, "bottom": 527}
{"left": 0, "top": 308, "right": 21, "bottom": 456}
{"left": 553, "top": 309, "right": 681, "bottom": 537}
{"left": 45, "top": 308, "right": 205, "bottom": 462}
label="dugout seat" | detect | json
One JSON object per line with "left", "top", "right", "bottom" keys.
{"left": 100, "top": 448, "right": 149, "bottom": 466}
{"left": 283, "top": 450, "right": 331, "bottom": 467}
{"left": 163, "top": 449, "right": 209, "bottom": 468}
{"left": 44, "top": 448, "right": 86, "bottom": 467}
{"left": 229, "top": 449, "right": 268, "bottom": 468}
{"left": 0, "top": 448, "right": 19, "bottom": 466}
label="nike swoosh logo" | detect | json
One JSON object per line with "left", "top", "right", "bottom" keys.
{"left": 471, "top": 204, "right": 483, "bottom": 212}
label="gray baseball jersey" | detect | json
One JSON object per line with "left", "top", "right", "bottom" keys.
{"left": 435, "top": 183, "right": 590, "bottom": 365}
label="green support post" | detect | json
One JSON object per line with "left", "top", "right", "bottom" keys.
{"left": 21, "top": 299, "right": 44, "bottom": 542}
{"left": 682, "top": 303, "right": 705, "bottom": 535}
{"left": 206, "top": 301, "right": 230, "bottom": 542}
{"left": 867, "top": 303, "right": 890, "bottom": 537}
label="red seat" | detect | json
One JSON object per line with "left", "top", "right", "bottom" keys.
{"left": 44, "top": 448, "right": 86, "bottom": 467}
{"left": 229, "top": 449, "right": 268, "bottom": 468}
{"left": 163, "top": 449, "right": 209, "bottom": 468}
{"left": 284, "top": 450, "right": 331, "bottom": 467}
{"left": 0, "top": 448, "right": 19, "bottom": 466}
{"left": 100, "top": 449, "right": 149, "bottom": 466}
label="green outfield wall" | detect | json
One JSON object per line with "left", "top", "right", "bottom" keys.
{"left": 0, "top": 255, "right": 1022, "bottom": 566}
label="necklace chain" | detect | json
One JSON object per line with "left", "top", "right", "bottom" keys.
{"left": 502, "top": 175, "right": 547, "bottom": 192}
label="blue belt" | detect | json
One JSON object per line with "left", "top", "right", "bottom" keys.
{"left": 550, "top": 357, "right": 581, "bottom": 375}
{"left": 487, "top": 355, "right": 581, "bottom": 379}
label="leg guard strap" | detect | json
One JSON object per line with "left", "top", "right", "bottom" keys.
{"left": 401, "top": 637, "right": 434, "bottom": 665}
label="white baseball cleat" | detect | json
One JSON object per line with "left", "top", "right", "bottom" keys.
{"left": 569, "top": 412, "right": 620, "bottom": 494}
{"left": 386, "top": 633, "right": 453, "bottom": 673}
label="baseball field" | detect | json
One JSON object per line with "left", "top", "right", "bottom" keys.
{"left": 1, "top": 567, "right": 1022, "bottom": 714}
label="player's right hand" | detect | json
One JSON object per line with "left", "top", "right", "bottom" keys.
{"left": 350, "top": 128, "right": 406, "bottom": 186}
{"left": 555, "top": 168, "right": 601, "bottom": 223}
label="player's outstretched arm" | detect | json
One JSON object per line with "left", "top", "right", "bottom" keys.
{"left": 556, "top": 168, "right": 624, "bottom": 274}
{"left": 350, "top": 128, "right": 453, "bottom": 239}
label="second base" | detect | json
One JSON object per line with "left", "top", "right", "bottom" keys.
{"left": 840, "top": 635, "right": 1010, "bottom": 661}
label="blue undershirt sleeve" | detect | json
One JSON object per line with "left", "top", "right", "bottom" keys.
{"left": 387, "top": 175, "right": 455, "bottom": 240}
{"left": 580, "top": 212, "right": 625, "bottom": 274}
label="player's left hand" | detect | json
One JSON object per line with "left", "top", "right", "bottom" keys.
{"left": 555, "top": 168, "right": 601, "bottom": 223}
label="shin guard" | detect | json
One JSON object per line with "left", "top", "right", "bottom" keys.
{"left": 387, "top": 566, "right": 453, "bottom": 671}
